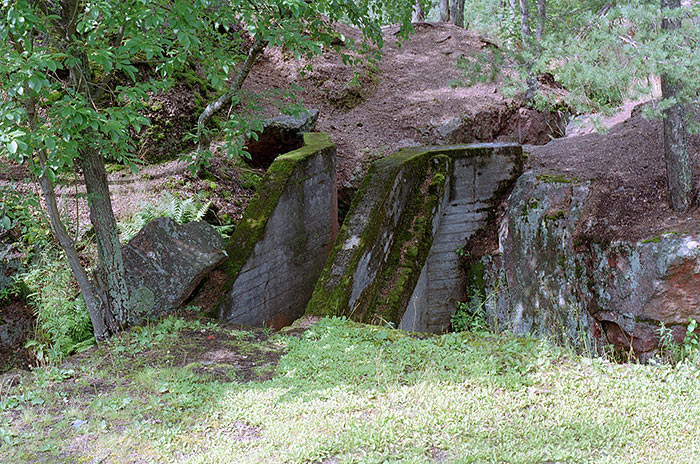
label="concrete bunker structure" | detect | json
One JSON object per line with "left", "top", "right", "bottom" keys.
{"left": 216, "top": 135, "right": 522, "bottom": 333}
{"left": 217, "top": 133, "right": 338, "bottom": 328}
{"left": 306, "top": 143, "right": 523, "bottom": 332}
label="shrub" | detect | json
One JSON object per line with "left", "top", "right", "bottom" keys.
{"left": 118, "top": 192, "right": 231, "bottom": 242}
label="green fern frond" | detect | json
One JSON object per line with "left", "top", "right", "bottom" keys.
{"left": 118, "top": 192, "right": 214, "bottom": 243}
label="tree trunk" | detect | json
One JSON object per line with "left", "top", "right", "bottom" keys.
{"left": 37, "top": 160, "right": 111, "bottom": 339}
{"left": 197, "top": 38, "right": 267, "bottom": 152}
{"left": 440, "top": 0, "right": 450, "bottom": 22}
{"left": 450, "top": 0, "right": 466, "bottom": 28}
{"left": 661, "top": 0, "right": 693, "bottom": 212}
{"left": 412, "top": 1, "right": 425, "bottom": 22}
{"left": 518, "top": 0, "right": 531, "bottom": 44}
{"left": 81, "top": 147, "right": 131, "bottom": 335}
{"left": 536, "top": 0, "right": 546, "bottom": 41}
{"left": 23, "top": 91, "right": 112, "bottom": 340}
{"left": 518, "top": 0, "right": 538, "bottom": 100}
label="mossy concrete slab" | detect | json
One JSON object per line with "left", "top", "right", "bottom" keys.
{"left": 218, "top": 133, "right": 337, "bottom": 328}
{"left": 307, "top": 142, "right": 523, "bottom": 331}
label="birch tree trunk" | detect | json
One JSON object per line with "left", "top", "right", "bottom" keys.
{"left": 661, "top": 0, "right": 693, "bottom": 211}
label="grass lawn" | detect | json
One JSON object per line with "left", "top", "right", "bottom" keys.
{"left": 2, "top": 315, "right": 700, "bottom": 463}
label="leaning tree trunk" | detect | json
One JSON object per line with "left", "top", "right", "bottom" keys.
{"left": 661, "top": 0, "right": 693, "bottom": 212}
{"left": 24, "top": 93, "right": 111, "bottom": 339}
{"left": 450, "top": 0, "right": 466, "bottom": 27}
{"left": 81, "top": 147, "right": 131, "bottom": 336}
{"left": 197, "top": 38, "right": 267, "bottom": 152}
{"left": 37, "top": 157, "right": 111, "bottom": 339}
{"left": 440, "top": 0, "right": 450, "bottom": 22}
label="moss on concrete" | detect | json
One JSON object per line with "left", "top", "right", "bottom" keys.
{"left": 306, "top": 148, "right": 453, "bottom": 322}
{"left": 217, "top": 133, "right": 335, "bottom": 310}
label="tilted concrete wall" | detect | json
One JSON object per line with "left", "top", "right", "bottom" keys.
{"left": 401, "top": 145, "right": 523, "bottom": 332}
{"left": 218, "top": 133, "right": 337, "bottom": 328}
{"left": 307, "top": 143, "right": 522, "bottom": 332}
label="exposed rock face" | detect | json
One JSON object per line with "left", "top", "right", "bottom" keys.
{"left": 477, "top": 171, "right": 700, "bottom": 361}
{"left": 430, "top": 105, "right": 565, "bottom": 146}
{"left": 0, "top": 243, "right": 23, "bottom": 293}
{"left": 123, "top": 217, "right": 227, "bottom": 323}
{"left": 246, "top": 109, "right": 320, "bottom": 168}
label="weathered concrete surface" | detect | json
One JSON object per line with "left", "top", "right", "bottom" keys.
{"left": 123, "top": 217, "right": 227, "bottom": 323}
{"left": 307, "top": 143, "right": 523, "bottom": 332}
{"left": 478, "top": 171, "right": 700, "bottom": 361}
{"left": 219, "top": 133, "right": 337, "bottom": 328}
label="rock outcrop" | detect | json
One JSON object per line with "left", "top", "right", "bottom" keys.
{"left": 430, "top": 105, "right": 565, "bottom": 146}
{"left": 474, "top": 172, "right": 700, "bottom": 361}
{"left": 123, "top": 217, "right": 227, "bottom": 323}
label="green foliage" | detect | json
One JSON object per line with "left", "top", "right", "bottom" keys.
{"left": 0, "top": 187, "right": 51, "bottom": 253}
{"left": 459, "top": 0, "right": 700, "bottom": 116}
{"left": 658, "top": 318, "right": 700, "bottom": 366}
{"left": 22, "top": 251, "right": 95, "bottom": 365}
{"left": 451, "top": 289, "right": 490, "bottom": 333}
{"left": 118, "top": 192, "right": 221, "bottom": 242}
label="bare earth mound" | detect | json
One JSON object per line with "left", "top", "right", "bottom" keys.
{"left": 527, "top": 110, "right": 700, "bottom": 242}
{"left": 245, "top": 22, "right": 562, "bottom": 185}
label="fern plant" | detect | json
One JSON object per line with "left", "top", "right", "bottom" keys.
{"left": 23, "top": 250, "right": 95, "bottom": 365}
{"left": 118, "top": 192, "right": 217, "bottom": 243}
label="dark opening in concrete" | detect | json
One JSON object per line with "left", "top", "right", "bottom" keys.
{"left": 245, "top": 130, "right": 305, "bottom": 169}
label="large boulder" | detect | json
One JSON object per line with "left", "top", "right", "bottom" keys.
{"left": 429, "top": 105, "right": 565, "bottom": 146}
{"left": 245, "top": 109, "right": 320, "bottom": 168}
{"left": 123, "top": 217, "right": 227, "bottom": 323}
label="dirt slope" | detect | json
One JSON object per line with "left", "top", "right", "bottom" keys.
{"left": 528, "top": 109, "right": 700, "bottom": 242}
{"left": 244, "top": 22, "right": 562, "bottom": 185}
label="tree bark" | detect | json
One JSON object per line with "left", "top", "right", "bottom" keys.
{"left": 197, "top": 37, "right": 267, "bottom": 151}
{"left": 440, "top": 0, "right": 450, "bottom": 22}
{"left": 81, "top": 147, "right": 131, "bottom": 335}
{"left": 518, "top": 0, "right": 531, "bottom": 44}
{"left": 661, "top": 0, "right": 693, "bottom": 212}
{"left": 23, "top": 87, "right": 112, "bottom": 340}
{"left": 412, "top": 1, "right": 425, "bottom": 22}
{"left": 450, "top": 0, "right": 466, "bottom": 28}
{"left": 519, "top": 0, "right": 538, "bottom": 100}
{"left": 36, "top": 157, "right": 111, "bottom": 339}
{"left": 536, "top": 0, "right": 546, "bottom": 41}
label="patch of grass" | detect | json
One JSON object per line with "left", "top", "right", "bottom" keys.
{"left": 536, "top": 173, "right": 573, "bottom": 184}
{"left": 4, "top": 317, "right": 700, "bottom": 463}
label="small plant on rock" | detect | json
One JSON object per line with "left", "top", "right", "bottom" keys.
{"left": 658, "top": 318, "right": 700, "bottom": 365}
